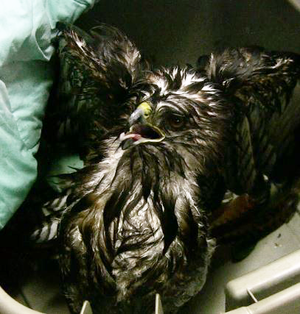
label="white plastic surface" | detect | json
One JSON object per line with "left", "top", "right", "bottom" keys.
{"left": 225, "top": 283, "right": 300, "bottom": 314}
{"left": 288, "top": 0, "right": 300, "bottom": 11}
{"left": 0, "top": 286, "right": 45, "bottom": 314}
{"left": 155, "top": 294, "right": 164, "bottom": 314}
{"left": 80, "top": 300, "right": 93, "bottom": 314}
{"left": 225, "top": 249, "right": 300, "bottom": 310}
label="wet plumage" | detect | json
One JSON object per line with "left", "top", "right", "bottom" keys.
{"left": 198, "top": 47, "right": 300, "bottom": 241}
{"left": 39, "top": 25, "right": 227, "bottom": 314}
{"left": 30, "top": 25, "right": 300, "bottom": 313}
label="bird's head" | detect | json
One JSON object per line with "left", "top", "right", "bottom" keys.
{"left": 115, "top": 67, "right": 231, "bottom": 177}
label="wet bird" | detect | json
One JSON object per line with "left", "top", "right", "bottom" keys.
{"left": 30, "top": 24, "right": 300, "bottom": 313}
{"left": 35, "top": 24, "right": 223, "bottom": 314}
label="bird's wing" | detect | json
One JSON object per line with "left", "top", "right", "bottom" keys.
{"left": 203, "top": 47, "right": 300, "bottom": 198}
{"left": 201, "top": 47, "right": 300, "bottom": 243}
{"left": 45, "top": 24, "right": 143, "bottom": 162}
{"left": 29, "top": 191, "right": 71, "bottom": 244}
{"left": 27, "top": 25, "right": 147, "bottom": 244}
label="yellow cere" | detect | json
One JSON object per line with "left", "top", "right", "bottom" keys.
{"left": 137, "top": 102, "right": 152, "bottom": 118}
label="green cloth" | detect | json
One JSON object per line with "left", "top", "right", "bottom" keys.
{"left": 0, "top": 0, "right": 97, "bottom": 229}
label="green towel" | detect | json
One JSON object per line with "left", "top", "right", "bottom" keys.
{"left": 0, "top": 0, "right": 97, "bottom": 229}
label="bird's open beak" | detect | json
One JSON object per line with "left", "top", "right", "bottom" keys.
{"left": 120, "top": 124, "right": 165, "bottom": 149}
{"left": 120, "top": 102, "right": 165, "bottom": 150}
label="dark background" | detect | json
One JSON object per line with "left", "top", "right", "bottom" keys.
{"left": 76, "top": 0, "right": 300, "bottom": 67}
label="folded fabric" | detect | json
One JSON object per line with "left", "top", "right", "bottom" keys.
{"left": 0, "top": 0, "right": 97, "bottom": 229}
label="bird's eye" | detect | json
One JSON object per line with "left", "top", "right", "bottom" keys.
{"left": 167, "top": 114, "right": 185, "bottom": 129}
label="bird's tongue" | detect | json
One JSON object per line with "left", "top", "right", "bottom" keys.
{"left": 120, "top": 124, "right": 165, "bottom": 149}
{"left": 123, "top": 133, "right": 142, "bottom": 142}
{"left": 130, "top": 124, "right": 162, "bottom": 140}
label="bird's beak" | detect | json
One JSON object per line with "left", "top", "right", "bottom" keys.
{"left": 120, "top": 102, "right": 165, "bottom": 150}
